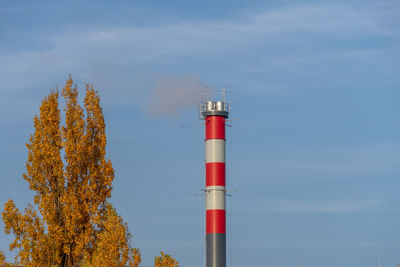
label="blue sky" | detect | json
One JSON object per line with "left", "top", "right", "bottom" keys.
{"left": 0, "top": 0, "right": 399, "bottom": 266}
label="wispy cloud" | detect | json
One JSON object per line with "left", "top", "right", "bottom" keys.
{"left": 234, "top": 240, "right": 389, "bottom": 249}
{"left": 1, "top": 3, "right": 396, "bottom": 89}
{"left": 0, "top": 2, "right": 398, "bottom": 118}
{"left": 259, "top": 198, "right": 379, "bottom": 213}
{"left": 237, "top": 143, "right": 400, "bottom": 180}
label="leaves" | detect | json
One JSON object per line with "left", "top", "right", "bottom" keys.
{"left": 0, "top": 250, "right": 8, "bottom": 266}
{"left": 154, "top": 251, "right": 179, "bottom": 267}
{"left": 89, "top": 204, "right": 141, "bottom": 267}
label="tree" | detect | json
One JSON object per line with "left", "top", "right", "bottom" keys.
{"left": 2, "top": 76, "right": 140, "bottom": 266}
{"left": 154, "top": 252, "right": 179, "bottom": 267}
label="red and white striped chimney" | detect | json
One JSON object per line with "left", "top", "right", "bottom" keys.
{"left": 200, "top": 98, "right": 229, "bottom": 267}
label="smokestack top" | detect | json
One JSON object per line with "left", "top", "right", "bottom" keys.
{"left": 200, "top": 100, "right": 230, "bottom": 119}
{"left": 199, "top": 88, "right": 230, "bottom": 119}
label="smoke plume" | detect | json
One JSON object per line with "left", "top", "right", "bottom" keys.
{"left": 146, "top": 74, "right": 203, "bottom": 117}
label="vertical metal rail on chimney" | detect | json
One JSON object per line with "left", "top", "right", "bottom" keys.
{"left": 200, "top": 97, "right": 230, "bottom": 267}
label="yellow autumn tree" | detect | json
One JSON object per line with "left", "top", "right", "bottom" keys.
{"left": 154, "top": 251, "right": 179, "bottom": 267}
{"left": 1, "top": 76, "right": 140, "bottom": 267}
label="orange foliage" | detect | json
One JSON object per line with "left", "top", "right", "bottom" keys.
{"left": 1, "top": 76, "right": 140, "bottom": 267}
{"left": 89, "top": 204, "right": 141, "bottom": 267}
{"left": 154, "top": 251, "right": 179, "bottom": 267}
{"left": 0, "top": 250, "right": 7, "bottom": 266}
